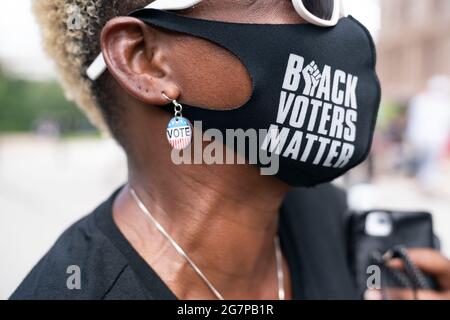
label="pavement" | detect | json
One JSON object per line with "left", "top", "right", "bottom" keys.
{"left": 0, "top": 135, "right": 449, "bottom": 299}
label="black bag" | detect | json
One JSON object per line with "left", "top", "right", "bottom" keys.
{"left": 348, "top": 210, "right": 440, "bottom": 298}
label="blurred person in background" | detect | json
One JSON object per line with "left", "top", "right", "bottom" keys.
{"left": 405, "top": 76, "right": 450, "bottom": 193}
{"left": 8, "top": 0, "right": 450, "bottom": 301}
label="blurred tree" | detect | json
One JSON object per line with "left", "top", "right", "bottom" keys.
{"left": 0, "top": 68, "right": 94, "bottom": 134}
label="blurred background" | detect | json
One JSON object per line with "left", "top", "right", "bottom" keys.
{"left": 0, "top": 0, "right": 449, "bottom": 299}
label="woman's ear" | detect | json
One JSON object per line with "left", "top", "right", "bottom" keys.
{"left": 100, "top": 17, "right": 180, "bottom": 105}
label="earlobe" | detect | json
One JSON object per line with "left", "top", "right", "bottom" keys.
{"left": 100, "top": 17, "right": 180, "bottom": 105}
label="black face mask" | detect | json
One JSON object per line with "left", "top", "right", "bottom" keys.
{"left": 130, "top": 9, "right": 381, "bottom": 187}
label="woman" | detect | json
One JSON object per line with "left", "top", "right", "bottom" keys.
{"left": 11, "top": 0, "right": 450, "bottom": 300}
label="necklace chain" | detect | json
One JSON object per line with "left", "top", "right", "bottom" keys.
{"left": 130, "top": 188, "right": 286, "bottom": 300}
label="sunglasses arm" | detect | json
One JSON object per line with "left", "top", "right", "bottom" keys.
{"left": 292, "top": 0, "right": 342, "bottom": 28}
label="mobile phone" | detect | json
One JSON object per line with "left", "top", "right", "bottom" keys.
{"left": 348, "top": 210, "right": 439, "bottom": 296}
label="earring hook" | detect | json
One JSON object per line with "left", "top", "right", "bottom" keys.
{"left": 162, "top": 92, "right": 183, "bottom": 118}
{"left": 161, "top": 92, "right": 175, "bottom": 102}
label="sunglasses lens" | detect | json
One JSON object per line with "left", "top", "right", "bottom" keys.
{"left": 301, "top": 0, "right": 334, "bottom": 20}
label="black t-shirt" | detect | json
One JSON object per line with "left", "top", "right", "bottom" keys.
{"left": 10, "top": 184, "right": 359, "bottom": 300}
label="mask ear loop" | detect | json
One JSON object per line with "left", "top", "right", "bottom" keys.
{"left": 86, "top": 0, "right": 203, "bottom": 81}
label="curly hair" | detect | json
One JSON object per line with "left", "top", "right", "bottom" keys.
{"left": 33, "top": 0, "right": 150, "bottom": 135}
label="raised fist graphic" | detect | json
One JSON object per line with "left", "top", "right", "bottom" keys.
{"left": 302, "top": 61, "right": 322, "bottom": 96}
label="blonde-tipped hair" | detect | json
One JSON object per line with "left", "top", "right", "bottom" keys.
{"left": 33, "top": 0, "right": 148, "bottom": 133}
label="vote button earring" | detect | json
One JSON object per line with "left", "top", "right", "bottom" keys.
{"left": 163, "top": 93, "right": 193, "bottom": 150}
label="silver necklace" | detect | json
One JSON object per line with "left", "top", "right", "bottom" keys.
{"left": 130, "top": 188, "right": 286, "bottom": 300}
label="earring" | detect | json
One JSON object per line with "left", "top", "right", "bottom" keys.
{"left": 162, "top": 93, "right": 193, "bottom": 150}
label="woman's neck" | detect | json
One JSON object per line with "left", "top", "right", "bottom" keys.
{"left": 113, "top": 152, "right": 291, "bottom": 299}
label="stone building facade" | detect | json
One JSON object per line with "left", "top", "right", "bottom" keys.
{"left": 377, "top": 0, "right": 450, "bottom": 101}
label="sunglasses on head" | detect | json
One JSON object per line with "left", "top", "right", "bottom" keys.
{"left": 87, "top": 0, "right": 345, "bottom": 81}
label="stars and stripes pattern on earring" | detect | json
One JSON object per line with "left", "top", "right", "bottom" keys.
{"left": 166, "top": 116, "right": 192, "bottom": 150}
